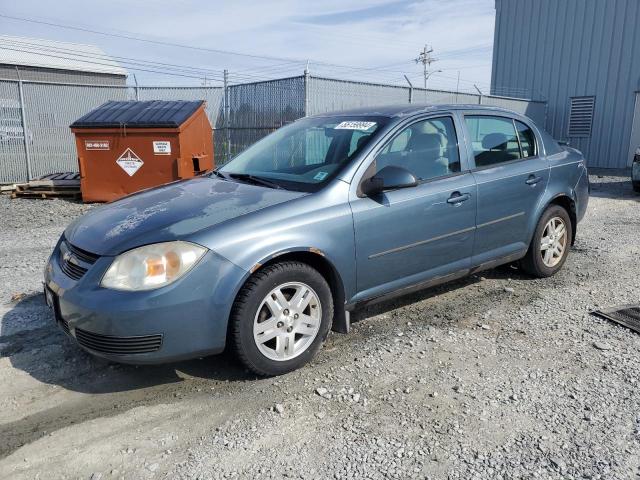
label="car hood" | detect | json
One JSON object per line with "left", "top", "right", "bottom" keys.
{"left": 64, "top": 176, "right": 307, "bottom": 256}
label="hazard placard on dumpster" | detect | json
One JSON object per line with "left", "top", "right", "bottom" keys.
{"left": 116, "top": 148, "right": 144, "bottom": 176}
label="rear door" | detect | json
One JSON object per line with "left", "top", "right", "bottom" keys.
{"left": 462, "top": 113, "right": 549, "bottom": 265}
{"left": 349, "top": 114, "right": 477, "bottom": 301}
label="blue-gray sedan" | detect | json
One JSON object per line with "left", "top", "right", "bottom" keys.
{"left": 44, "top": 105, "right": 589, "bottom": 375}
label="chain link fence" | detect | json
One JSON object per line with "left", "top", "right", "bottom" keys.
{"left": 0, "top": 74, "right": 546, "bottom": 184}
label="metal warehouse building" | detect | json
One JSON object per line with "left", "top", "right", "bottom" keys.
{"left": 0, "top": 35, "right": 127, "bottom": 84}
{"left": 491, "top": 0, "right": 640, "bottom": 169}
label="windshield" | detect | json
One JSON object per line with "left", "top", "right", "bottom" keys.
{"left": 218, "top": 116, "right": 389, "bottom": 192}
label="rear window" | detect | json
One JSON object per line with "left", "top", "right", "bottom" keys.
{"left": 465, "top": 115, "right": 522, "bottom": 167}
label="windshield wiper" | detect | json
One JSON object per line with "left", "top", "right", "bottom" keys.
{"left": 227, "top": 173, "right": 283, "bottom": 190}
{"left": 210, "top": 169, "right": 229, "bottom": 180}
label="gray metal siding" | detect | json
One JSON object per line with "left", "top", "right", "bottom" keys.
{"left": 492, "top": 0, "right": 640, "bottom": 168}
{"left": 0, "top": 65, "right": 127, "bottom": 86}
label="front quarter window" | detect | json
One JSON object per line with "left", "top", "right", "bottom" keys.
{"left": 219, "top": 116, "right": 388, "bottom": 192}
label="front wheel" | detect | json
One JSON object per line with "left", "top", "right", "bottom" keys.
{"left": 230, "top": 261, "right": 333, "bottom": 376}
{"left": 521, "top": 205, "right": 573, "bottom": 278}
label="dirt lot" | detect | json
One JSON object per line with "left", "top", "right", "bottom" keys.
{"left": 0, "top": 174, "right": 639, "bottom": 480}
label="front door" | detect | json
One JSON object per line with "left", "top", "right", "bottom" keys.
{"left": 463, "top": 114, "right": 550, "bottom": 265}
{"left": 350, "top": 115, "right": 477, "bottom": 301}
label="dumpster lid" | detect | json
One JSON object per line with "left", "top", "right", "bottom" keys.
{"left": 70, "top": 100, "right": 205, "bottom": 129}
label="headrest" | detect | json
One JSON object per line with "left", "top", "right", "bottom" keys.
{"left": 356, "top": 134, "right": 371, "bottom": 151}
{"left": 407, "top": 132, "right": 442, "bottom": 152}
{"left": 482, "top": 133, "right": 508, "bottom": 150}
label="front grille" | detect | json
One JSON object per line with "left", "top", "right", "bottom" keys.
{"left": 75, "top": 328, "right": 163, "bottom": 355}
{"left": 60, "top": 259, "right": 87, "bottom": 280}
{"left": 58, "top": 240, "right": 100, "bottom": 281}
{"left": 66, "top": 242, "right": 99, "bottom": 264}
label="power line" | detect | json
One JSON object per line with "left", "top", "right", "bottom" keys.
{"left": 0, "top": 14, "right": 496, "bottom": 90}
{"left": 0, "top": 39, "right": 299, "bottom": 85}
{"left": 0, "top": 14, "right": 306, "bottom": 66}
{"left": 0, "top": 39, "right": 226, "bottom": 79}
{"left": 0, "top": 13, "right": 491, "bottom": 84}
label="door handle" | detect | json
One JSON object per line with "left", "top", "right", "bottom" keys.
{"left": 447, "top": 192, "right": 471, "bottom": 205}
{"left": 525, "top": 175, "right": 542, "bottom": 186}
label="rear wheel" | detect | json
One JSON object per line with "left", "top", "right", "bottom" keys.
{"left": 521, "top": 205, "right": 572, "bottom": 278}
{"left": 230, "top": 261, "right": 333, "bottom": 376}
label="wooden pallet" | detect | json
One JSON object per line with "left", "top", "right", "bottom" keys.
{"left": 8, "top": 172, "right": 81, "bottom": 200}
{"left": 11, "top": 189, "right": 81, "bottom": 200}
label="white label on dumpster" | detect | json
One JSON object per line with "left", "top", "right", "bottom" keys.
{"left": 85, "top": 140, "right": 110, "bottom": 150}
{"left": 153, "top": 141, "right": 171, "bottom": 155}
{"left": 116, "top": 148, "right": 144, "bottom": 176}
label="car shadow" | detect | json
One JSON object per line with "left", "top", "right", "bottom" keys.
{"left": 2, "top": 294, "right": 253, "bottom": 397}
{"left": 3, "top": 264, "right": 530, "bottom": 396}
{"left": 1, "top": 294, "right": 265, "bottom": 460}
{"left": 351, "top": 263, "right": 530, "bottom": 323}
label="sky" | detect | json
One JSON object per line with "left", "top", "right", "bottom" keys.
{"left": 0, "top": 0, "right": 496, "bottom": 92}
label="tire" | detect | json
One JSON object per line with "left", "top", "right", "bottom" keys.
{"left": 633, "top": 181, "right": 640, "bottom": 193}
{"left": 230, "top": 261, "right": 333, "bottom": 376}
{"left": 521, "top": 205, "right": 573, "bottom": 278}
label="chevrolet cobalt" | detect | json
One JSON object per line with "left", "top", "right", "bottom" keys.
{"left": 45, "top": 105, "right": 589, "bottom": 375}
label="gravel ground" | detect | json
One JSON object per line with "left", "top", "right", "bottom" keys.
{"left": 0, "top": 174, "right": 639, "bottom": 480}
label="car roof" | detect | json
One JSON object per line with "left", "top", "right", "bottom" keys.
{"left": 309, "top": 104, "right": 523, "bottom": 119}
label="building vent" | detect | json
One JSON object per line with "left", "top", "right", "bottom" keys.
{"left": 568, "top": 96, "right": 595, "bottom": 137}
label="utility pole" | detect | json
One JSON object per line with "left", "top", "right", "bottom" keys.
{"left": 415, "top": 44, "right": 437, "bottom": 90}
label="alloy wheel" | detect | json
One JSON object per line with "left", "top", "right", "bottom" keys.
{"left": 253, "top": 282, "right": 322, "bottom": 361}
{"left": 540, "top": 216, "right": 568, "bottom": 267}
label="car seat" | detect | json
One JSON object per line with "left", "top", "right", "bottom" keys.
{"left": 405, "top": 132, "right": 449, "bottom": 180}
{"left": 475, "top": 132, "right": 517, "bottom": 166}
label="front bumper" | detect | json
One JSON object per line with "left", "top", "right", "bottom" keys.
{"left": 44, "top": 240, "right": 247, "bottom": 364}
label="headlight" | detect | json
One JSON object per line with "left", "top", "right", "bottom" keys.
{"left": 101, "top": 241, "right": 207, "bottom": 291}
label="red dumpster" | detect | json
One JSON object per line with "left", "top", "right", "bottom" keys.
{"left": 70, "top": 100, "right": 213, "bottom": 202}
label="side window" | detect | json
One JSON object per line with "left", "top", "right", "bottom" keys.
{"left": 375, "top": 116, "right": 461, "bottom": 181}
{"left": 465, "top": 116, "right": 521, "bottom": 167}
{"left": 515, "top": 120, "right": 537, "bottom": 158}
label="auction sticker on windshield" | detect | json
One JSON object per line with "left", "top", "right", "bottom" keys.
{"left": 116, "top": 148, "right": 144, "bottom": 177}
{"left": 334, "top": 121, "right": 377, "bottom": 130}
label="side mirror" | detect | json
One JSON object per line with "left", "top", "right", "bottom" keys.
{"left": 361, "top": 165, "right": 418, "bottom": 196}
